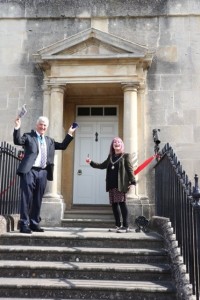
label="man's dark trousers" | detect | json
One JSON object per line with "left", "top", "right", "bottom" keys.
{"left": 20, "top": 168, "right": 47, "bottom": 228}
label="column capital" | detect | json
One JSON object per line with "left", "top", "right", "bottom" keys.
{"left": 138, "top": 86, "right": 146, "bottom": 95}
{"left": 42, "top": 84, "right": 51, "bottom": 94}
{"left": 121, "top": 82, "right": 140, "bottom": 92}
{"left": 50, "top": 84, "right": 66, "bottom": 94}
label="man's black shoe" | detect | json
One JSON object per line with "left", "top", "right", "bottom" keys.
{"left": 20, "top": 227, "right": 32, "bottom": 234}
{"left": 30, "top": 225, "right": 44, "bottom": 232}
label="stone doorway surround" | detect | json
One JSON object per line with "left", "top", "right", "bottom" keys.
{"left": 33, "top": 27, "right": 154, "bottom": 226}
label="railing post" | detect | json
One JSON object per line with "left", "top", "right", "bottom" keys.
{"left": 192, "top": 174, "right": 200, "bottom": 205}
{"left": 152, "top": 129, "right": 161, "bottom": 161}
{"left": 192, "top": 174, "right": 200, "bottom": 299}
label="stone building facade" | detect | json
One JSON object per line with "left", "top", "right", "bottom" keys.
{"left": 1, "top": 0, "right": 200, "bottom": 226}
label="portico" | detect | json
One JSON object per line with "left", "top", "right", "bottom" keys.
{"left": 33, "top": 27, "right": 154, "bottom": 226}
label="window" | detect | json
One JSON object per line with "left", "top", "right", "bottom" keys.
{"left": 77, "top": 106, "right": 117, "bottom": 116}
{"left": 77, "top": 107, "right": 90, "bottom": 116}
{"left": 104, "top": 107, "right": 117, "bottom": 116}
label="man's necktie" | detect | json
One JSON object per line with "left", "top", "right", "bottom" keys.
{"left": 40, "top": 135, "right": 47, "bottom": 168}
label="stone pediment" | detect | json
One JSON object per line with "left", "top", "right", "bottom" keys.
{"left": 34, "top": 27, "right": 153, "bottom": 62}
{"left": 57, "top": 38, "right": 129, "bottom": 56}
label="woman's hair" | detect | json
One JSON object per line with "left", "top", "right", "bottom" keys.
{"left": 109, "top": 137, "right": 125, "bottom": 155}
{"left": 36, "top": 116, "right": 49, "bottom": 127}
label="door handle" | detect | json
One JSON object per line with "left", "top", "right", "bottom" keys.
{"left": 77, "top": 169, "right": 82, "bottom": 175}
{"left": 95, "top": 132, "right": 98, "bottom": 142}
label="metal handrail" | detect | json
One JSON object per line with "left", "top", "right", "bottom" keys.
{"left": 154, "top": 140, "right": 200, "bottom": 300}
{"left": 0, "top": 141, "right": 21, "bottom": 215}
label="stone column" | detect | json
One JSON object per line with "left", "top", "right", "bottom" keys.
{"left": 121, "top": 82, "right": 150, "bottom": 225}
{"left": 42, "top": 84, "right": 51, "bottom": 120}
{"left": 40, "top": 85, "right": 66, "bottom": 227}
{"left": 137, "top": 87, "right": 146, "bottom": 197}
{"left": 122, "top": 82, "right": 139, "bottom": 166}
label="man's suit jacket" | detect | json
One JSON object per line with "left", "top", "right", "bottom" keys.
{"left": 13, "top": 129, "right": 73, "bottom": 181}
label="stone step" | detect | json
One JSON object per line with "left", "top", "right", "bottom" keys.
{"left": 0, "top": 260, "right": 172, "bottom": 281}
{"left": 0, "top": 228, "right": 164, "bottom": 249}
{"left": 0, "top": 245, "right": 168, "bottom": 263}
{"left": 63, "top": 208, "right": 114, "bottom": 219}
{"left": 62, "top": 206, "right": 115, "bottom": 228}
{"left": 61, "top": 218, "right": 114, "bottom": 228}
{"left": 0, "top": 278, "right": 177, "bottom": 299}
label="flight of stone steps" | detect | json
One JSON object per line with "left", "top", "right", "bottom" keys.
{"left": 0, "top": 227, "right": 177, "bottom": 299}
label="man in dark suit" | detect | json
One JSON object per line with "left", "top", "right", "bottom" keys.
{"left": 13, "top": 116, "right": 77, "bottom": 234}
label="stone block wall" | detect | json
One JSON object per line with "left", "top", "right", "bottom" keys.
{"left": 0, "top": 0, "right": 200, "bottom": 202}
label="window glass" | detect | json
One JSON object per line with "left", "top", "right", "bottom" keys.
{"left": 77, "top": 107, "right": 90, "bottom": 116}
{"left": 104, "top": 107, "right": 117, "bottom": 116}
{"left": 91, "top": 107, "right": 103, "bottom": 116}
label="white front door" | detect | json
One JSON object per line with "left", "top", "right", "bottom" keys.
{"left": 73, "top": 120, "right": 118, "bottom": 205}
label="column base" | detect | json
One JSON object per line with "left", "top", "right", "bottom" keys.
{"left": 126, "top": 194, "right": 155, "bottom": 227}
{"left": 40, "top": 194, "right": 66, "bottom": 227}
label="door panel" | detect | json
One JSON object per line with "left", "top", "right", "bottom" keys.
{"left": 74, "top": 135, "right": 95, "bottom": 204}
{"left": 73, "top": 121, "right": 118, "bottom": 205}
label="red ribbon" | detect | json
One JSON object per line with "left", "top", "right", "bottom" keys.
{"left": 0, "top": 177, "right": 17, "bottom": 197}
{"left": 134, "top": 154, "right": 157, "bottom": 175}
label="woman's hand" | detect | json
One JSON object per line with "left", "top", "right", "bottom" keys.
{"left": 15, "top": 118, "right": 21, "bottom": 129}
{"left": 86, "top": 156, "right": 91, "bottom": 164}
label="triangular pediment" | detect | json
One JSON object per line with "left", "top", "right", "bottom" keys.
{"left": 34, "top": 27, "right": 153, "bottom": 61}
{"left": 57, "top": 38, "right": 129, "bottom": 56}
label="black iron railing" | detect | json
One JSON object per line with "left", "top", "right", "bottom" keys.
{"left": 154, "top": 142, "right": 200, "bottom": 300}
{"left": 0, "top": 142, "right": 21, "bottom": 215}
